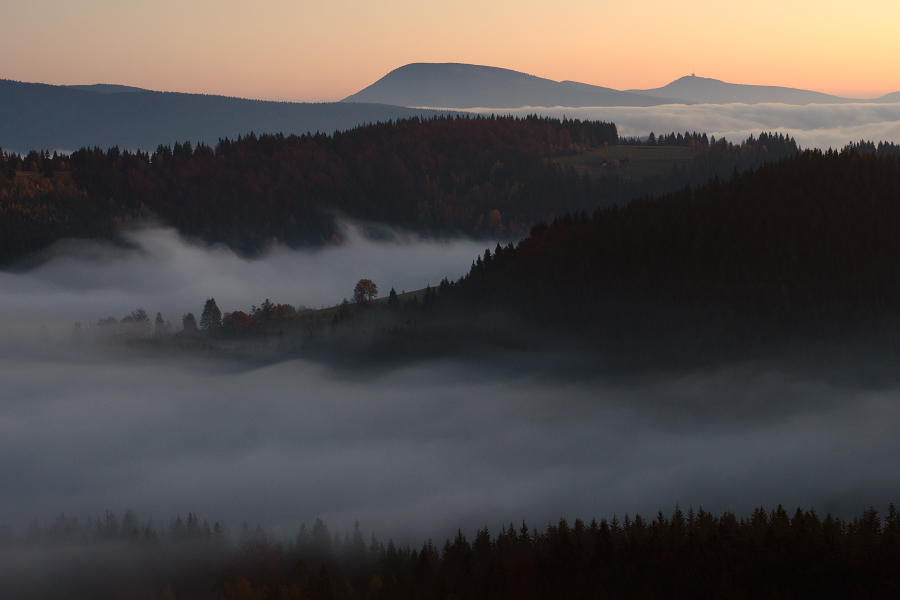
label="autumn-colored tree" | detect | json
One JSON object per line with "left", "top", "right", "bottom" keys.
{"left": 353, "top": 279, "right": 378, "bottom": 304}
{"left": 223, "top": 311, "right": 254, "bottom": 336}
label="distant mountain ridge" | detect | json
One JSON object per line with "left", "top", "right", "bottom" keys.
{"left": 628, "top": 74, "right": 891, "bottom": 105}
{"left": 343, "top": 63, "right": 900, "bottom": 108}
{"left": 342, "top": 63, "right": 683, "bottom": 108}
{"left": 0, "top": 79, "right": 457, "bottom": 152}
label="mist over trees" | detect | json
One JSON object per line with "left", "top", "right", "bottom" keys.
{"left": 271, "top": 144, "right": 900, "bottom": 369}
{"left": 0, "top": 116, "right": 809, "bottom": 265}
{"left": 6, "top": 114, "right": 900, "bottom": 597}
{"left": 4, "top": 504, "right": 900, "bottom": 600}
{"left": 69, "top": 140, "right": 900, "bottom": 371}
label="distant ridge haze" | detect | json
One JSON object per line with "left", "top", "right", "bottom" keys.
{"left": 343, "top": 63, "right": 900, "bottom": 108}
{"left": 0, "top": 79, "right": 458, "bottom": 152}
{"left": 628, "top": 75, "right": 899, "bottom": 105}
{"left": 341, "top": 63, "right": 684, "bottom": 108}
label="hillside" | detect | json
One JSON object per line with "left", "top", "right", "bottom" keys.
{"left": 437, "top": 148, "right": 900, "bottom": 357}
{"left": 299, "top": 146, "right": 900, "bottom": 368}
{"left": 70, "top": 141, "right": 900, "bottom": 373}
{"left": 877, "top": 91, "right": 900, "bottom": 103}
{"left": 0, "top": 116, "right": 621, "bottom": 263}
{"left": 0, "top": 79, "right": 457, "bottom": 152}
{"left": 1, "top": 118, "right": 806, "bottom": 265}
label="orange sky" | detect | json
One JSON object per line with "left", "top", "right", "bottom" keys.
{"left": 2, "top": 0, "right": 898, "bottom": 102}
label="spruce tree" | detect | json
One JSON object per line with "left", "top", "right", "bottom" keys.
{"left": 199, "top": 298, "right": 222, "bottom": 333}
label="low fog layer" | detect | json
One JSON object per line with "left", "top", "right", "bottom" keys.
{"left": 3, "top": 348, "right": 899, "bottom": 544}
{"left": 483, "top": 102, "right": 900, "bottom": 150}
{"left": 1, "top": 230, "right": 899, "bottom": 546}
{"left": 0, "top": 224, "right": 489, "bottom": 334}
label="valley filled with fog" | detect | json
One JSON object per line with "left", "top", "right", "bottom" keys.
{"left": 2, "top": 227, "right": 900, "bottom": 546}
{"left": 488, "top": 102, "right": 900, "bottom": 150}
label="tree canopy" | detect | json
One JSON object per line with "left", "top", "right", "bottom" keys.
{"left": 199, "top": 298, "right": 222, "bottom": 333}
{"left": 353, "top": 279, "right": 378, "bottom": 304}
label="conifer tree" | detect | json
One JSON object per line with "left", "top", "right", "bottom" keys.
{"left": 199, "top": 298, "right": 222, "bottom": 333}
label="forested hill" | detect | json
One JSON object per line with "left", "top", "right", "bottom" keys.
{"left": 1, "top": 116, "right": 802, "bottom": 265}
{"left": 0, "top": 116, "right": 616, "bottom": 263}
{"left": 435, "top": 147, "right": 900, "bottom": 356}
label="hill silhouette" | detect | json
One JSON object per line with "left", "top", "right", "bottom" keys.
{"left": 0, "top": 79, "right": 457, "bottom": 152}
{"left": 630, "top": 74, "right": 868, "bottom": 105}
{"left": 342, "top": 63, "right": 683, "bottom": 108}
{"left": 344, "top": 63, "right": 900, "bottom": 108}
{"left": 876, "top": 91, "right": 900, "bottom": 103}
{"left": 63, "top": 83, "right": 147, "bottom": 94}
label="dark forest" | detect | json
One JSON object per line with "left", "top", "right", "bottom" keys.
{"left": 0, "top": 116, "right": 803, "bottom": 265}
{"left": 113, "top": 144, "right": 900, "bottom": 372}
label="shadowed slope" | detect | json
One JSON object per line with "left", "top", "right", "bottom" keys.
{"left": 0, "top": 79, "right": 456, "bottom": 152}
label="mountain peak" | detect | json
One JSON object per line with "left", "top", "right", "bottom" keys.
{"left": 344, "top": 63, "right": 896, "bottom": 108}
{"left": 631, "top": 75, "right": 858, "bottom": 104}
{"left": 342, "top": 62, "right": 682, "bottom": 108}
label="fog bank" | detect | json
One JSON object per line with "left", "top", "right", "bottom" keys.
{"left": 1, "top": 229, "right": 899, "bottom": 547}
{"left": 2, "top": 351, "right": 899, "bottom": 545}
{"left": 0, "top": 224, "right": 490, "bottom": 334}
{"left": 469, "top": 102, "right": 900, "bottom": 150}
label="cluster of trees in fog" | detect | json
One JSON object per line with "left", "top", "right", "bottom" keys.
{"left": 218, "top": 504, "right": 900, "bottom": 600}
{"left": 191, "top": 297, "right": 306, "bottom": 338}
{"left": 7, "top": 509, "right": 227, "bottom": 547}
{"left": 77, "top": 308, "right": 176, "bottom": 343}
{"left": 1, "top": 116, "right": 809, "bottom": 265}
{"left": 79, "top": 298, "right": 311, "bottom": 344}
{"left": 7, "top": 504, "right": 900, "bottom": 599}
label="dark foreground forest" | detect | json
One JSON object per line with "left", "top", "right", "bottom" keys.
{"left": 434, "top": 146, "right": 900, "bottom": 361}
{"left": 0, "top": 115, "right": 802, "bottom": 265}
{"left": 5, "top": 504, "right": 900, "bottom": 600}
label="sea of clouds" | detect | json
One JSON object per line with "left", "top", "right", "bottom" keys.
{"left": 469, "top": 102, "right": 900, "bottom": 150}
{"left": 2, "top": 227, "right": 900, "bottom": 547}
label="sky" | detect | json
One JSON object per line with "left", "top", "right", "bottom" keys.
{"left": 2, "top": 0, "right": 898, "bottom": 102}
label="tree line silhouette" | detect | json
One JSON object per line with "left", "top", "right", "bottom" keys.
{"left": 1, "top": 117, "right": 804, "bottom": 265}
{"left": 6, "top": 504, "right": 900, "bottom": 599}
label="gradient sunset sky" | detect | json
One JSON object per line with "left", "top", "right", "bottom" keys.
{"left": 3, "top": 0, "right": 898, "bottom": 102}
